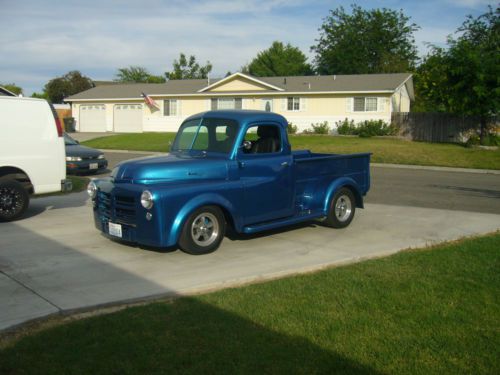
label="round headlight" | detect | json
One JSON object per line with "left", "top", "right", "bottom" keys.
{"left": 141, "top": 190, "right": 154, "bottom": 209}
{"left": 87, "top": 181, "right": 97, "bottom": 199}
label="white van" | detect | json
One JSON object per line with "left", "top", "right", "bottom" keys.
{"left": 0, "top": 96, "right": 72, "bottom": 221}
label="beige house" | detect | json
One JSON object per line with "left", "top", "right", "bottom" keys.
{"left": 65, "top": 72, "right": 413, "bottom": 133}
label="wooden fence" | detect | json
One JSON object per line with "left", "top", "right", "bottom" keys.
{"left": 391, "top": 112, "right": 484, "bottom": 143}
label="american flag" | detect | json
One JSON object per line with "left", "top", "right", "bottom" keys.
{"left": 141, "top": 92, "right": 159, "bottom": 109}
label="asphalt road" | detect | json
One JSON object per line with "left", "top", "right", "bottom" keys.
{"left": 98, "top": 151, "right": 500, "bottom": 214}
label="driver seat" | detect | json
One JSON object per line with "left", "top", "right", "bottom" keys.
{"left": 253, "top": 126, "right": 279, "bottom": 153}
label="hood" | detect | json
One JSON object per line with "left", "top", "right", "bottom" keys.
{"left": 113, "top": 153, "right": 229, "bottom": 184}
{"left": 65, "top": 144, "right": 103, "bottom": 158}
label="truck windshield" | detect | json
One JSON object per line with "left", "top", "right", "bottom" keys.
{"left": 171, "top": 118, "right": 239, "bottom": 154}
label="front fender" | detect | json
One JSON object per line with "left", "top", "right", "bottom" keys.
{"left": 167, "top": 193, "right": 240, "bottom": 246}
{"left": 323, "top": 177, "right": 364, "bottom": 213}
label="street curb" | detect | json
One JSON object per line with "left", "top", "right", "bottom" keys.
{"left": 99, "top": 149, "right": 499, "bottom": 175}
{"left": 371, "top": 163, "right": 500, "bottom": 175}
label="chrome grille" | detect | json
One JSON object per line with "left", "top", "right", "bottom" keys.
{"left": 97, "top": 191, "right": 136, "bottom": 226}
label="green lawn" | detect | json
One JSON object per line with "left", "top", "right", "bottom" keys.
{"left": 1, "top": 234, "right": 499, "bottom": 374}
{"left": 83, "top": 133, "right": 500, "bottom": 170}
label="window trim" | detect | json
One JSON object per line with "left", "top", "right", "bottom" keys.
{"left": 287, "top": 97, "right": 301, "bottom": 112}
{"left": 211, "top": 97, "right": 243, "bottom": 110}
{"left": 352, "top": 96, "right": 379, "bottom": 112}
{"left": 163, "top": 99, "right": 178, "bottom": 116}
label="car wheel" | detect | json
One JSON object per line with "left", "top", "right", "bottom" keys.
{"left": 179, "top": 206, "right": 226, "bottom": 255}
{"left": 324, "top": 187, "right": 356, "bottom": 228}
{"left": 0, "top": 180, "right": 30, "bottom": 222}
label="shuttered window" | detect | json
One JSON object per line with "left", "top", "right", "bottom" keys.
{"left": 163, "top": 100, "right": 178, "bottom": 116}
{"left": 210, "top": 98, "right": 242, "bottom": 110}
{"left": 353, "top": 97, "right": 378, "bottom": 112}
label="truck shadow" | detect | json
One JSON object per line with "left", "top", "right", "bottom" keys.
{"left": 0, "top": 225, "right": 381, "bottom": 374}
{"left": 226, "top": 221, "right": 321, "bottom": 242}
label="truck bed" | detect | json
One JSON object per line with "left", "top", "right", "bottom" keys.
{"left": 292, "top": 150, "right": 371, "bottom": 213}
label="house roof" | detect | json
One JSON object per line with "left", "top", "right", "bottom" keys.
{"left": 65, "top": 72, "right": 413, "bottom": 101}
{"left": 0, "top": 86, "right": 17, "bottom": 96}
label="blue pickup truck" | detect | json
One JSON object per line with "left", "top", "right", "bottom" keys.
{"left": 87, "top": 110, "right": 370, "bottom": 255}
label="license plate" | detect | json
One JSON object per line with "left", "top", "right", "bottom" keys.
{"left": 89, "top": 163, "right": 98, "bottom": 170}
{"left": 108, "top": 222, "right": 122, "bottom": 238}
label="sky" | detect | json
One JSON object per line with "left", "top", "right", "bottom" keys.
{"left": 0, "top": 0, "right": 495, "bottom": 95}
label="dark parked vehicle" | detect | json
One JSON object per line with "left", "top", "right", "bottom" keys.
{"left": 64, "top": 133, "right": 108, "bottom": 174}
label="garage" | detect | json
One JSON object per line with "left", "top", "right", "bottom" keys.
{"left": 79, "top": 104, "right": 106, "bottom": 132}
{"left": 114, "top": 104, "right": 143, "bottom": 132}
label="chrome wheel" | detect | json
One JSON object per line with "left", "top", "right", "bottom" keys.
{"left": 191, "top": 212, "right": 219, "bottom": 247}
{"left": 334, "top": 194, "right": 352, "bottom": 222}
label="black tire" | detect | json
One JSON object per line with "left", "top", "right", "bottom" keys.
{"left": 0, "top": 180, "right": 30, "bottom": 222}
{"left": 324, "top": 187, "right": 356, "bottom": 228}
{"left": 178, "top": 206, "right": 226, "bottom": 255}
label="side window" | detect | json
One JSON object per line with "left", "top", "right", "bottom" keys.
{"left": 243, "top": 125, "right": 281, "bottom": 154}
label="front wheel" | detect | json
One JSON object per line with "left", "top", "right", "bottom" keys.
{"left": 0, "top": 180, "right": 30, "bottom": 222}
{"left": 324, "top": 187, "right": 356, "bottom": 228}
{"left": 178, "top": 206, "right": 226, "bottom": 255}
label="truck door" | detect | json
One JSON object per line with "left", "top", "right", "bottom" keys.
{"left": 237, "top": 123, "right": 294, "bottom": 225}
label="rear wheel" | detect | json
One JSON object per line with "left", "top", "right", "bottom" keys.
{"left": 324, "top": 187, "right": 356, "bottom": 228}
{"left": 0, "top": 180, "right": 29, "bottom": 222}
{"left": 178, "top": 206, "right": 226, "bottom": 255}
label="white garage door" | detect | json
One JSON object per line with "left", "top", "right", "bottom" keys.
{"left": 79, "top": 104, "right": 106, "bottom": 132}
{"left": 114, "top": 104, "right": 143, "bottom": 132}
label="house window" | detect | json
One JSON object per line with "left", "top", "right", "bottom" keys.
{"left": 353, "top": 97, "right": 378, "bottom": 112}
{"left": 287, "top": 97, "right": 300, "bottom": 111}
{"left": 211, "top": 98, "right": 242, "bottom": 110}
{"left": 164, "top": 100, "right": 178, "bottom": 116}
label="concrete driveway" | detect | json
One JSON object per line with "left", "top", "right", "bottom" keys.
{"left": 1, "top": 188, "right": 499, "bottom": 331}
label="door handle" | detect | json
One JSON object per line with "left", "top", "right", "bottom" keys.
{"left": 281, "top": 161, "right": 289, "bottom": 167}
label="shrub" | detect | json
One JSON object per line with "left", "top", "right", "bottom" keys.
{"left": 358, "top": 120, "right": 395, "bottom": 137}
{"left": 336, "top": 118, "right": 356, "bottom": 135}
{"left": 287, "top": 122, "right": 298, "bottom": 134}
{"left": 466, "top": 132, "right": 499, "bottom": 147}
{"left": 310, "top": 121, "right": 330, "bottom": 134}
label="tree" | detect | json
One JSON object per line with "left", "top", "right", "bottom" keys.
{"left": 44, "top": 71, "right": 93, "bottom": 103}
{"left": 1, "top": 83, "right": 23, "bottom": 95}
{"left": 166, "top": 53, "right": 212, "bottom": 80}
{"left": 115, "top": 66, "right": 166, "bottom": 83}
{"left": 244, "top": 41, "right": 313, "bottom": 77}
{"left": 415, "top": 6, "right": 499, "bottom": 143}
{"left": 311, "top": 5, "right": 419, "bottom": 74}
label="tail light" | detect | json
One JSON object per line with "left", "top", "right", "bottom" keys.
{"left": 54, "top": 117, "right": 63, "bottom": 137}
{"left": 48, "top": 103, "right": 63, "bottom": 137}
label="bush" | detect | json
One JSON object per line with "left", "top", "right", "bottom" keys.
{"left": 357, "top": 120, "right": 395, "bottom": 137}
{"left": 336, "top": 118, "right": 356, "bottom": 135}
{"left": 287, "top": 122, "right": 298, "bottom": 134}
{"left": 466, "top": 133, "right": 499, "bottom": 147}
{"left": 310, "top": 121, "right": 330, "bottom": 134}
{"left": 336, "top": 119, "right": 395, "bottom": 137}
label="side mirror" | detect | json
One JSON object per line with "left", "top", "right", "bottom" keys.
{"left": 240, "top": 140, "right": 252, "bottom": 151}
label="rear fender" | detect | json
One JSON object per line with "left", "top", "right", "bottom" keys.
{"left": 323, "top": 177, "right": 364, "bottom": 213}
{"left": 167, "top": 193, "right": 239, "bottom": 246}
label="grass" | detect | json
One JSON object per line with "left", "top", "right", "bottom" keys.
{"left": 83, "top": 133, "right": 500, "bottom": 170}
{"left": 1, "top": 233, "right": 499, "bottom": 374}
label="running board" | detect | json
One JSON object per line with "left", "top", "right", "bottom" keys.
{"left": 242, "top": 211, "right": 325, "bottom": 234}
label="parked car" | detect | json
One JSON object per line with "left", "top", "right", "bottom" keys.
{"left": 87, "top": 110, "right": 371, "bottom": 254}
{"left": 64, "top": 133, "right": 108, "bottom": 174}
{"left": 0, "top": 96, "right": 71, "bottom": 222}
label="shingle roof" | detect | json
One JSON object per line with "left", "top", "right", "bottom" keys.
{"left": 65, "top": 73, "right": 412, "bottom": 101}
